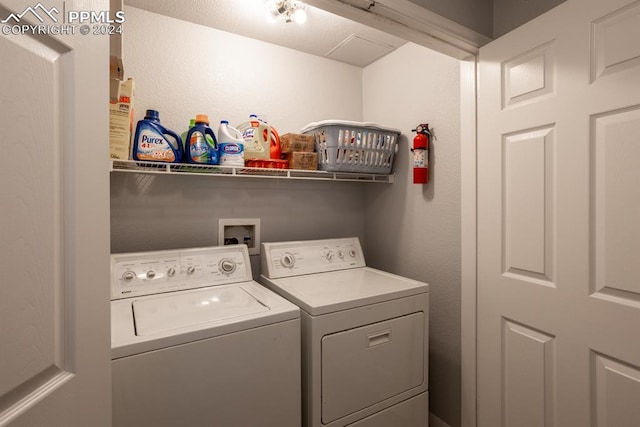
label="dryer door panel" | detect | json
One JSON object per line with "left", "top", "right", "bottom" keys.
{"left": 321, "top": 312, "right": 425, "bottom": 423}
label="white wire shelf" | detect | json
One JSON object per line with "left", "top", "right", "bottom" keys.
{"left": 110, "top": 160, "right": 394, "bottom": 183}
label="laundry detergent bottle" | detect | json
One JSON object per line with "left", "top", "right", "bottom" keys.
{"left": 217, "top": 120, "right": 245, "bottom": 167}
{"left": 181, "top": 118, "right": 196, "bottom": 151}
{"left": 184, "top": 114, "right": 219, "bottom": 164}
{"left": 237, "top": 114, "right": 281, "bottom": 160}
{"left": 132, "top": 109, "right": 183, "bottom": 163}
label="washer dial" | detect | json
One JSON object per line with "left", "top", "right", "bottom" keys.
{"left": 219, "top": 259, "right": 237, "bottom": 274}
{"left": 280, "top": 253, "right": 296, "bottom": 268}
{"left": 322, "top": 249, "right": 333, "bottom": 261}
{"left": 122, "top": 271, "right": 136, "bottom": 282}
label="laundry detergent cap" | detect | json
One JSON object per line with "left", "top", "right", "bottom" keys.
{"left": 195, "top": 114, "right": 210, "bottom": 125}
{"left": 144, "top": 109, "right": 160, "bottom": 122}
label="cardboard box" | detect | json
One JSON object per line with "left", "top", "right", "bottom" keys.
{"left": 280, "top": 133, "right": 315, "bottom": 153}
{"left": 109, "top": 78, "right": 135, "bottom": 160}
{"left": 287, "top": 152, "right": 318, "bottom": 170}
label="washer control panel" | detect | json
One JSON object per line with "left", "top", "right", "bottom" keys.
{"left": 261, "top": 237, "right": 366, "bottom": 279}
{"left": 111, "top": 245, "right": 252, "bottom": 300}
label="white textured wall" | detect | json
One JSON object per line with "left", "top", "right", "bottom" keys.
{"left": 123, "top": 5, "right": 363, "bottom": 136}
{"left": 112, "top": 7, "right": 366, "bottom": 273}
{"left": 363, "top": 43, "right": 462, "bottom": 427}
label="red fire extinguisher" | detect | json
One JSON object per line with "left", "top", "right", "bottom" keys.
{"left": 411, "top": 124, "right": 432, "bottom": 184}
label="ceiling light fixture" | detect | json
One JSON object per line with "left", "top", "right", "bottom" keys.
{"left": 265, "top": 0, "right": 308, "bottom": 24}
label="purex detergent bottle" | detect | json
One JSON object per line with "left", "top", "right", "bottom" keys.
{"left": 132, "top": 109, "right": 183, "bottom": 162}
{"left": 185, "top": 114, "right": 219, "bottom": 164}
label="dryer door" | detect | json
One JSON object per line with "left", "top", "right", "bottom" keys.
{"left": 321, "top": 312, "right": 425, "bottom": 423}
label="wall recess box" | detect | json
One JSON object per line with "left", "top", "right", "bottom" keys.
{"left": 218, "top": 218, "right": 261, "bottom": 255}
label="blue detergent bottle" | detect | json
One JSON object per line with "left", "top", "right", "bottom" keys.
{"left": 132, "top": 109, "right": 183, "bottom": 163}
{"left": 184, "top": 114, "right": 219, "bottom": 164}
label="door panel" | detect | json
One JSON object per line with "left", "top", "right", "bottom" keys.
{"left": 478, "top": 0, "right": 640, "bottom": 425}
{"left": 590, "top": 1, "right": 640, "bottom": 82}
{"left": 0, "top": 1, "right": 110, "bottom": 425}
{"left": 0, "top": 29, "right": 72, "bottom": 402}
{"left": 503, "top": 125, "right": 555, "bottom": 285}
{"left": 592, "top": 352, "right": 640, "bottom": 427}
{"left": 592, "top": 106, "right": 640, "bottom": 303}
{"left": 502, "top": 320, "right": 555, "bottom": 427}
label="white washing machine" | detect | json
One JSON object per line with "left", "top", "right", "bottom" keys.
{"left": 260, "top": 237, "right": 429, "bottom": 427}
{"left": 111, "top": 245, "right": 301, "bottom": 427}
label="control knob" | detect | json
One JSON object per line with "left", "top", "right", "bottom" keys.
{"left": 167, "top": 268, "right": 176, "bottom": 278}
{"left": 146, "top": 270, "right": 156, "bottom": 280}
{"left": 220, "top": 259, "right": 236, "bottom": 274}
{"left": 186, "top": 266, "right": 196, "bottom": 276}
{"left": 280, "top": 253, "right": 296, "bottom": 268}
{"left": 122, "top": 271, "right": 136, "bottom": 282}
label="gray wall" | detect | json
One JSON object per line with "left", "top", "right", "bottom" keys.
{"left": 111, "top": 174, "right": 366, "bottom": 276}
{"left": 409, "top": 0, "right": 566, "bottom": 39}
{"left": 409, "top": 0, "right": 494, "bottom": 38}
{"left": 363, "top": 44, "right": 462, "bottom": 427}
{"left": 493, "top": 0, "right": 565, "bottom": 37}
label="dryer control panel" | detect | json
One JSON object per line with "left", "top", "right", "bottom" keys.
{"left": 261, "top": 237, "right": 366, "bottom": 279}
{"left": 111, "top": 245, "right": 252, "bottom": 300}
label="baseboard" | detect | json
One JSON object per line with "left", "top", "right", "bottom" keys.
{"left": 429, "top": 412, "right": 451, "bottom": 427}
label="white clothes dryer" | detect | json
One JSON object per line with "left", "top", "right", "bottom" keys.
{"left": 260, "top": 237, "right": 429, "bottom": 427}
{"left": 111, "top": 245, "right": 301, "bottom": 427}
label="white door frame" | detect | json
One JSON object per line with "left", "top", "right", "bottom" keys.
{"left": 460, "top": 56, "right": 478, "bottom": 427}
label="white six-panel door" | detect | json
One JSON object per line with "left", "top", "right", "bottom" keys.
{"left": 0, "top": 1, "right": 110, "bottom": 425}
{"left": 478, "top": 0, "right": 640, "bottom": 425}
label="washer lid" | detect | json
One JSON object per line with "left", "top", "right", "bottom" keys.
{"left": 261, "top": 267, "right": 428, "bottom": 316}
{"left": 111, "top": 281, "right": 300, "bottom": 359}
{"left": 133, "top": 286, "right": 268, "bottom": 335}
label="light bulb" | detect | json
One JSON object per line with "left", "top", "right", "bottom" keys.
{"left": 292, "top": 7, "right": 307, "bottom": 23}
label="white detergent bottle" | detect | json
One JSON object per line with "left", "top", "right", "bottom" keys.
{"left": 218, "top": 120, "right": 245, "bottom": 167}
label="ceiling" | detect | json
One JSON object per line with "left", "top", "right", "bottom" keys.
{"left": 124, "top": 0, "right": 407, "bottom": 67}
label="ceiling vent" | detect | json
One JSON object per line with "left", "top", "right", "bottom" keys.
{"left": 326, "top": 34, "right": 396, "bottom": 67}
